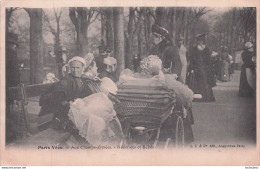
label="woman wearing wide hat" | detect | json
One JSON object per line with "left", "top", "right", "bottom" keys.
{"left": 149, "top": 24, "right": 182, "bottom": 79}
{"left": 187, "top": 33, "right": 215, "bottom": 102}
{"left": 149, "top": 26, "right": 194, "bottom": 144}
{"left": 238, "top": 42, "right": 256, "bottom": 97}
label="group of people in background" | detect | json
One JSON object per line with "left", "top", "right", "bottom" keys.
{"left": 148, "top": 24, "right": 216, "bottom": 102}
{"left": 136, "top": 24, "right": 256, "bottom": 101}
{"left": 211, "top": 46, "right": 234, "bottom": 83}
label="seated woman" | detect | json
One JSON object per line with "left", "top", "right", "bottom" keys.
{"left": 52, "top": 56, "right": 100, "bottom": 125}
{"left": 97, "top": 56, "right": 117, "bottom": 82}
{"left": 66, "top": 53, "right": 124, "bottom": 146}
{"left": 39, "top": 56, "right": 98, "bottom": 118}
{"left": 119, "top": 55, "right": 194, "bottom": 144}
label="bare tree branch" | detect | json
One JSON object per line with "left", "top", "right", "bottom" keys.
{"left": 69, "top": 7, "right": 79, "bottom": 32}
{"left": 147, "top": 7, "right": 156, "bottom": 21}
{"left": 90, "top": 12, "right": 100, "bottom": 24}
{"left": 54, "top": 8, "right": 62, "bottom": 22}
{"left": 42, "top": 11, "right": 56, "bottom": 35}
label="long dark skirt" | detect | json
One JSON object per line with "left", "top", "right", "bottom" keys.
{"left": 238, "top": 65, "right": 255, "bottom": 97}
{"left": 190, "top": 67, "right": 215, "bottom": 102}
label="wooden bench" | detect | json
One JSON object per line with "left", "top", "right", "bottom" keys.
{"left": 7, "top": 83, "right": 71, "bottom": 148}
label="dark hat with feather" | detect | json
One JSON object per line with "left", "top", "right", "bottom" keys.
{"left": 152, "top": 24, "right": 169, "bottom": 38}
{"left": 195, "top": 33, "right": 206, "bottom": 42}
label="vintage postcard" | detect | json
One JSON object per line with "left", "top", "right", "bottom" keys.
{"left": 0, "top": 0, "right": 259, "bottom": 166}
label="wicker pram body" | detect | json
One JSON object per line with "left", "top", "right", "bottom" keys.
{"left": 116, "top": 80, "right": 177, "bottom": 144}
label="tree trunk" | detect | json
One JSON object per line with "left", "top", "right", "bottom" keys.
{"left": 101, "top": 10, "right": 106, "bottom": 43}
{"left": 113, "top": 7, "right": 125, "bottom": 80}
{"left": 185, "top": 8, "right": 192, "bottom": 47}
{"left": 138, "top": 8, "right": 145, "bottom": 59}
{"left": 54, "top": 33, "right": 62, "bottom": 78}
{"left": 69, "top": 7, "right": 89, "bottom": 56}
{"left": 229, "top": 8, "right": 236, "bottom": 51}
{"left": 155, "top": 7, "right": 166, "bottom": 27}
{"left": 169, "top": 8, "right": 176, "bottom": 46}
{"left": 125, "top": 7, "right": 135, "bottom": 69}
{"left": 105, "top": 8, "right": 114, "bottom": 51}
{"left": 25, "top": 8, "right": 44, "bottom": 84}
{"left": 78, "top": 8, "right": 88, "bottom": 55}
{"left": 55, "top": 16, "right": 62, "bottom": 78}
{"left": 144, "top": 8, "right": 151, "bottom": 52}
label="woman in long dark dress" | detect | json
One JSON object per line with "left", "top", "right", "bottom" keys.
{"left": 149, "top": 24, "right": 182, "bottom": 78}
{"left": 149, "top": 24, "right": 194, "bottom": 145}
{"left": 238, "top": 42, "right": 256, "bottom": 97}
{"left": 219, "top": 46, "right": 230, "bottom": 82}
{"left": 188, "top": 34, "right": 215, "bottom": 102}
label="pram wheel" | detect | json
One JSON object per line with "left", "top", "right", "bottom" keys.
{"left": 175, "top": 115, "right": 185, "bottom": 148}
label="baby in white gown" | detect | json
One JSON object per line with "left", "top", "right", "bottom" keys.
{"left": 68, "top": 77, "right": 123, "bottom": 146}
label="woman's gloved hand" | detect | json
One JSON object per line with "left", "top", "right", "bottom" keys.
{"left": 61, "top": 101, "right": 70, "bottom": 106}
{"left": 164, "top": 67, "right": 171, "bottom": 73}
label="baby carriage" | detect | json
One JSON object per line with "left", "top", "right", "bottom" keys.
{"left": 116, "top": 79, "right": 186, "bottom": 148}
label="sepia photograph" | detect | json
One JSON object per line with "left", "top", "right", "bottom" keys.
{"left": 1, "top": 0, "right": 259, "bottom": 166}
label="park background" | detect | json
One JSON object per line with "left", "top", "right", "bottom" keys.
{"left": 6, "top": 7, "right": 256, "bottom": 84}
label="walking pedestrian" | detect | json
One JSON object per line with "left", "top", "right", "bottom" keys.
{"left": 238, "top": 42, "right": 256, "bottom": 97}
{"left": 228, "top": 54, "right": 234, "bottom": 79}
{"left": 219, "top": 46, "right": 230, "bottom": 82}
{"left": 149, "top": 24, "right": 182, "bottom": 78}
{"left": 187, "top": 34, "right": 215, "bottom": 102}
{"left": 177, "top": 35, "right": 188, "bottom": 83}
